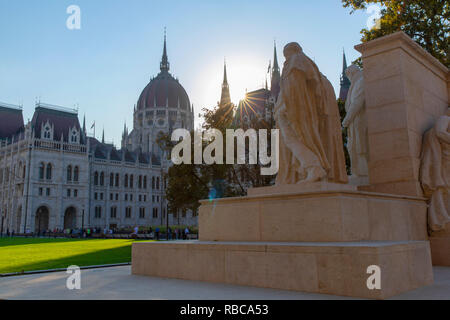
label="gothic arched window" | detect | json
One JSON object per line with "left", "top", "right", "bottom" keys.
{"left": 100, "top": 172, "right": 105, "bottom": 186}
{"left": 67, "top": 165, "right": 72, "bottom": 182}
{"left": 39, "top": 163, "right": 45, "bottom": 180}
{"left": 94, "top": 171, "right": 99, "bottom": 186}
{"left": 74, "top": 166, "right": 79, "bottom": 182}
{"left": 46, "top": 163, "right": 52, "bottom": 180}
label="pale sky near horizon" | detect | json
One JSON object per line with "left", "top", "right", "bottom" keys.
{"left": 0, "top": 0, "right": 371, "bottom": 145}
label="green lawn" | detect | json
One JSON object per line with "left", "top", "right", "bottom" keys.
{"left": 0, "top": 237, "right": 150, "bottom": 274}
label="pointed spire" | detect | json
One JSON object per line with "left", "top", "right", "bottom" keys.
{"left": 272, "top": 40, "right": 280, "bottom": 72}
{"left": 219, "top": 59, "right": 231, "bottom": 107}
{"left": 160, "top": 28, "right": 170, "bottom": 72}
{"left": 270, "top": 40, "right": 281, "bottom": 100}
{"left": 102, "top": 128, "right": 105, "bottom": 143}
{"left": 223, "top": 58, "right": 228, "bottom": 85}
{"left": 82, "top": 114, "right": 86, "bottom": 135}
{"left": 342, "top": 48, "right": 348, "bottom": 73}
{"left": 123, "top": 122, "right": 127, "bottom": 138}
{"left": 339, "top": 48, "right": 351, "bottom": 101}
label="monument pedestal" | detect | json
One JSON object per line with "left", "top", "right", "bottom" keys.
{"left": 132, "top": 240, "right": 433, "bottom": 300}
{"left": 132, "top": 183, "right": 434, "bottom": 299}
{"left": 199, "top": 186, "right": 428, "bottom": 243}
{"left": 429, "top": 224, "right": 450, "bottom": 266}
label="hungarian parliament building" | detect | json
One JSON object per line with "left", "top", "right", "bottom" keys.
{"left": 0, "top": 36, "right": 196, "bottom": 234}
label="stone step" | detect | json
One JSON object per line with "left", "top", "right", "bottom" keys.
{"left": 132, "top": 240, "right": 434, "bottom": 299}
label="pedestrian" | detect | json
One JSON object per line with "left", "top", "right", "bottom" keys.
{"left": 132, "top": 226, "right": 138, "bottom": 239}
{"left": 184, "top": 227, "right": 189, "bottom": 240}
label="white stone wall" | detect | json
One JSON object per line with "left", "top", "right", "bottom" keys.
{"left": 88, "top": 158, "right": 197, "bottom": 230}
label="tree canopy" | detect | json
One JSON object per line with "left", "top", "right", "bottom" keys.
{"left": 343, "top": 0, "right": 449, "bottom": 67}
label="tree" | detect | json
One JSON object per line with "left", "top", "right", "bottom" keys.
{"left": 162, "top": 103, "right": 243, "bottom": 215}
{"left": 343, "top": 0, "right": 449, "bottom": 67}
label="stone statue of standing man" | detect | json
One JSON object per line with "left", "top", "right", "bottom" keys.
{"left": 420, "top": 109, "right": 450, "bottom": 232}
{"left": 342, "top": 64, "right": 369, "bottom": 184}
{"left": 274, "top": 42, "right": 348, "bottom": 185}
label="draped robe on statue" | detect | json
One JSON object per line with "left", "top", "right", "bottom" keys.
{"left": 420, "top": 115, "right": 450, "bottom": 232}
{"left": 275, "top": 44, "right": 348, "bottom": 185}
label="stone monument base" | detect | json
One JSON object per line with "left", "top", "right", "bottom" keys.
{"left": 429, "top": 223, "right": 450, "bottom": 266}
{"left": 199, "top": 187, "right": 428, "bottom": 242}
{"left": 132, "top": 240, "right": 433, "bottom": 299}
{"left": 132, "top": 182, "right": 434, "bottom": 299}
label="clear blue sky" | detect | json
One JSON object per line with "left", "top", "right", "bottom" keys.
{"left": 0, "top": 0, "right": 370, "bottom": 145}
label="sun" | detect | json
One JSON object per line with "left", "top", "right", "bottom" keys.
{"left": 227, "top": 60, "right": 267, "bottom": 104}
{"left": 193, "top": 53, "right": 270, "bottom": 116}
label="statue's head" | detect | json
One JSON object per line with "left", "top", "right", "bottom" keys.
{"left": 283, "top": 42, "right": 302, "bottom": 59}
{"left": 345, "top": 64, "right": 361, "bottom": 80}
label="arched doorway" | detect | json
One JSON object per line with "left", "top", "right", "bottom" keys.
{"left": 35, "top": 206, "right": 49, "bottom": 234}
{"left": 64, "top": 207, "right": 77, "bottom": 229}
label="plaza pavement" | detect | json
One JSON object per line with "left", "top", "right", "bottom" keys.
{"left": 0, "top": 265, "right": 449, "bottom": 300}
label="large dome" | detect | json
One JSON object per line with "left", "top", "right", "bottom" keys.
{"left": 137, "top": 71, "right": 190, "bottom": 111}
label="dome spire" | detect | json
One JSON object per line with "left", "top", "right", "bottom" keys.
{"left": 160, "top": 27, "right": 170, "bottom": 72}
{"left": 223, "top": 58, "right": 228, "bottom": 85}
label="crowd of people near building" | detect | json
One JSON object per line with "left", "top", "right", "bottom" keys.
{"left": 0, "top": 225, "right": 196, "bottom": 240}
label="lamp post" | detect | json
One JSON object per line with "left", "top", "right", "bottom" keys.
{"left": 165, "top": 177, "right": 169, "bottom": 242}
{"left": 81, "top": 205, "right": 85, "bottom": 232}
{"left": 23, "top": 143, "right": 32, "bottom": 234}
{"left": 1, "top": 212, "right": 4, "bottom": 237}
{"left": 37, "top": 208, "right": 42, "bottom": 236}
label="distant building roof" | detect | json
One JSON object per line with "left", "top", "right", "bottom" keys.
{"left": 88, "top": 137, "right": 159, "bottom": 165}
{"left": 0, "top": 103, "right": 24, "bottom": 139}
{"left": 31, "top": 103, "right": 84, "bottom": 143}
{"left": 136, "top": 34, "right": 191, "bottom": 112}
